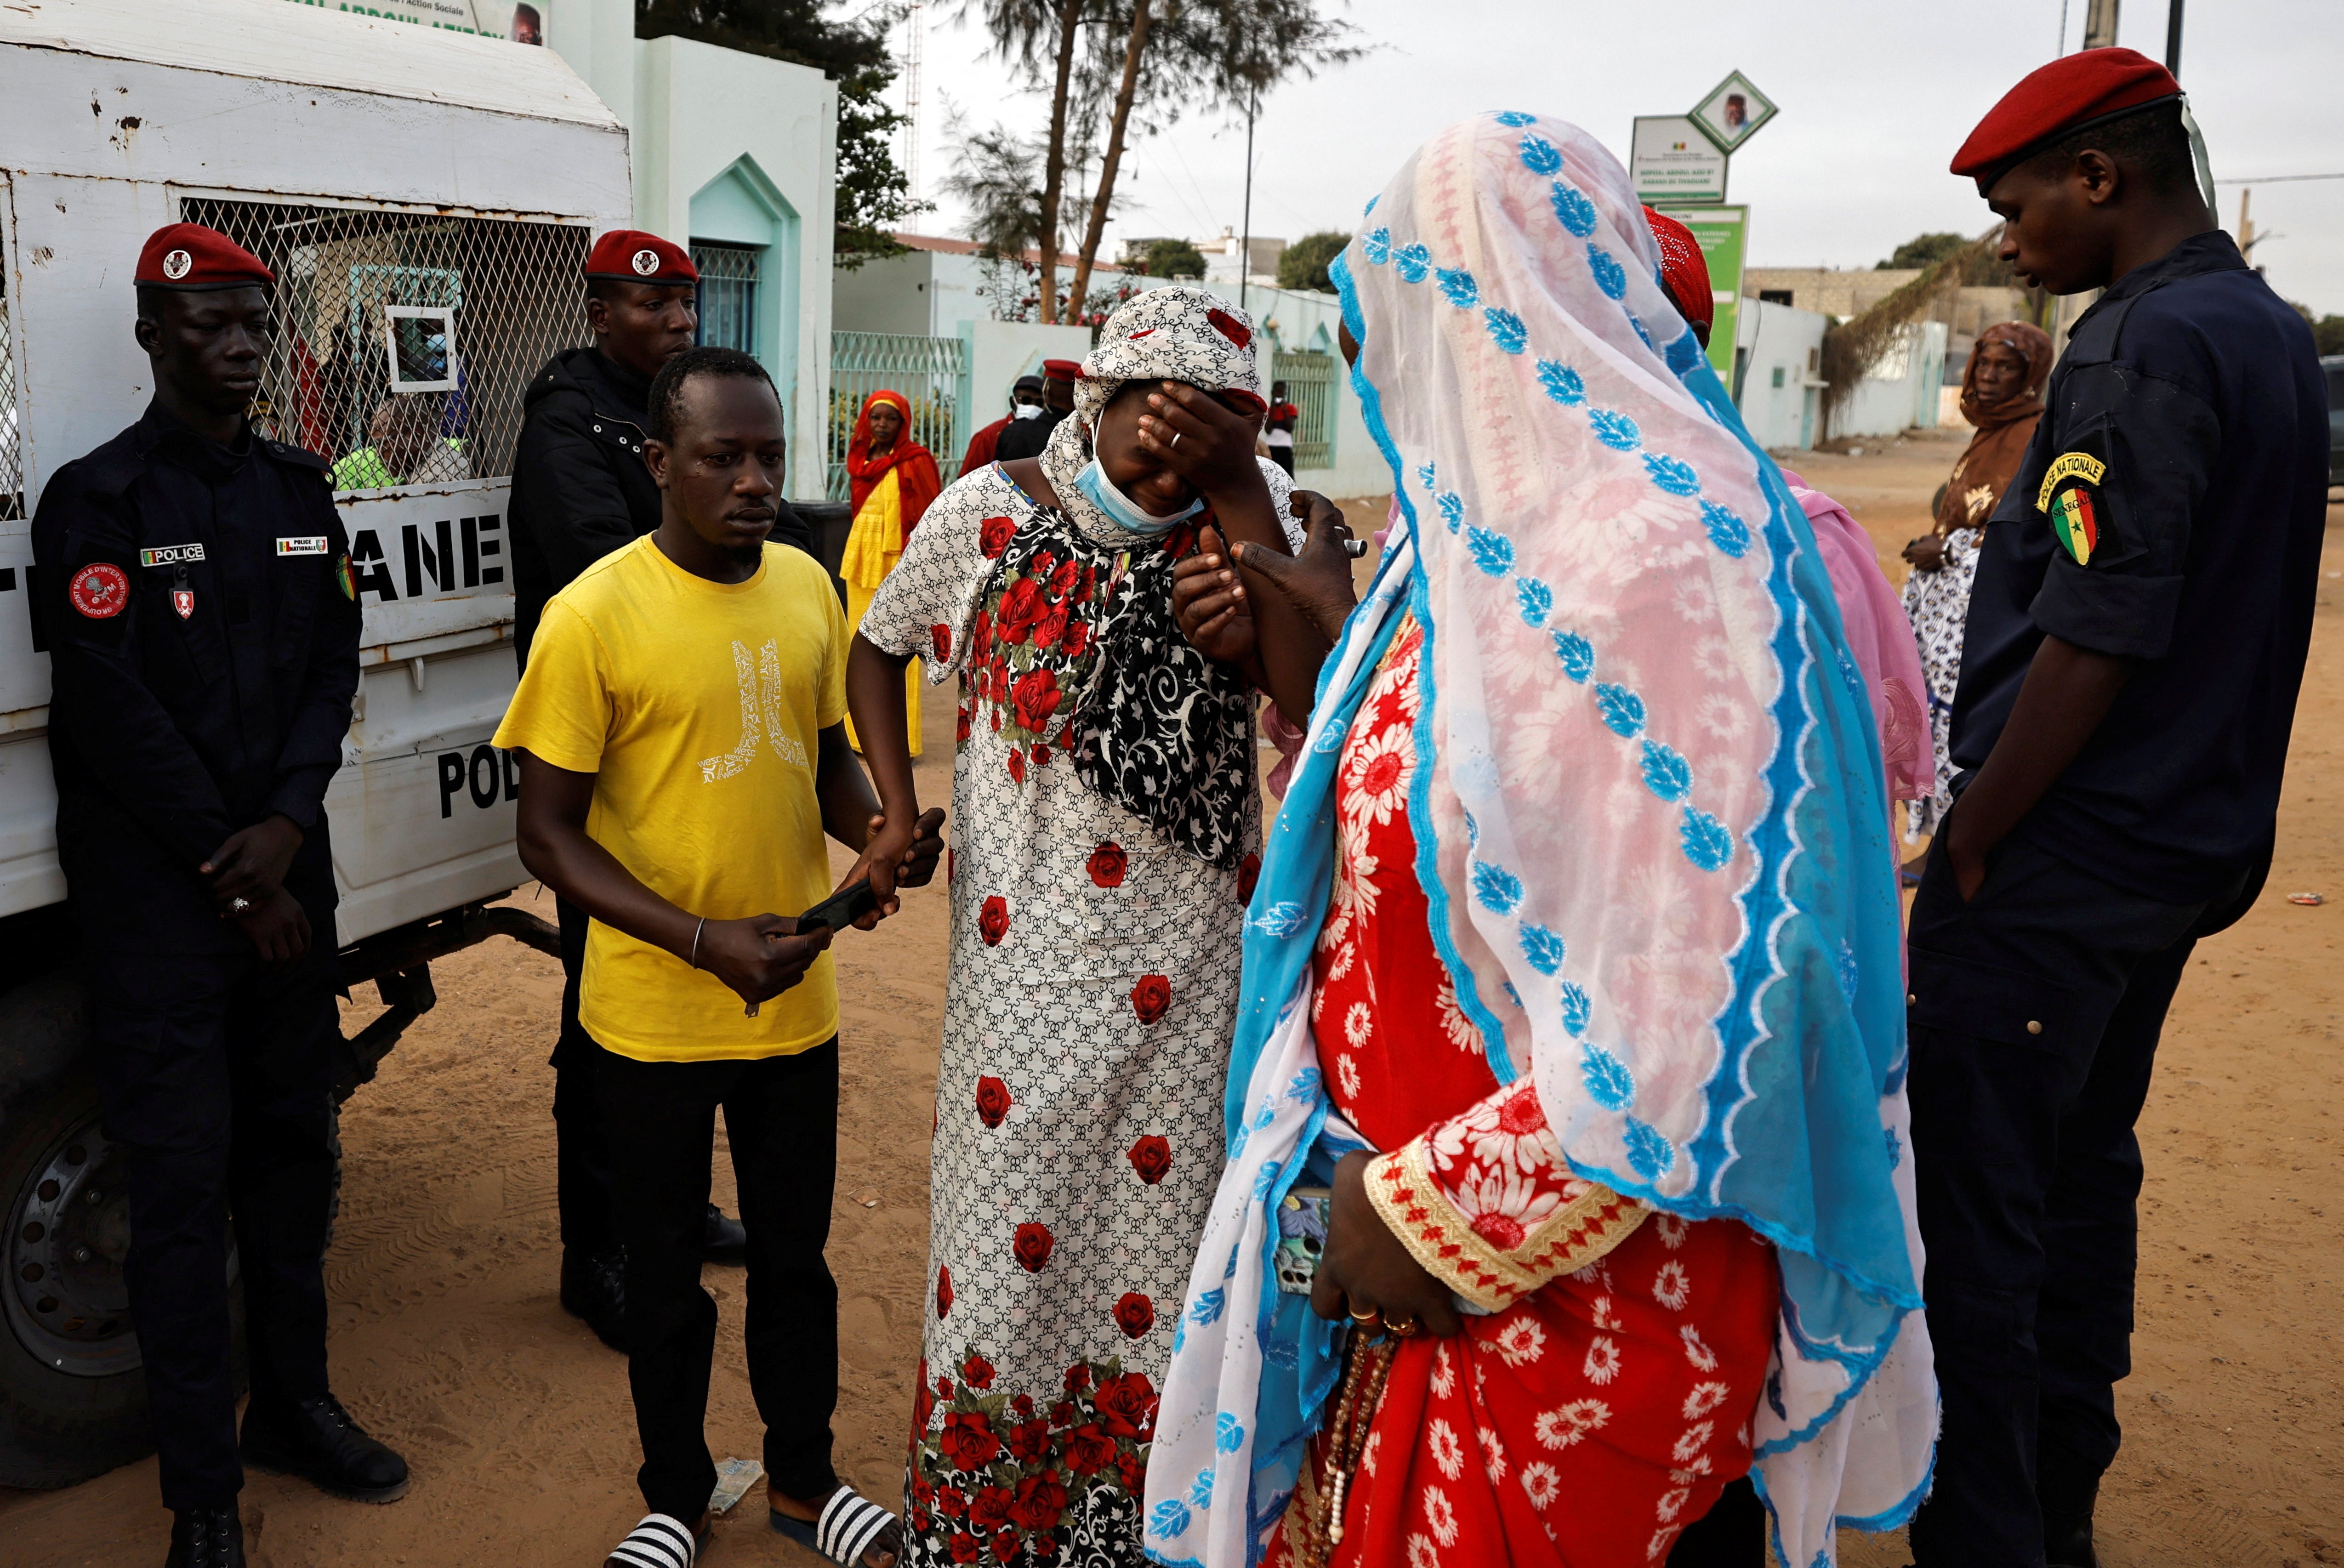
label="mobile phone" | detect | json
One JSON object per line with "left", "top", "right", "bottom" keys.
{"left": 1273, "top": 1187, "right": 1331, "bottom": 1295}
{"left": 798, "top": 879, "right": 880, "bottom": 933}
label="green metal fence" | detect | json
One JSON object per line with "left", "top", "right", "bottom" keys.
{"left": 1271, "top": 347, "right": 1337, "bottom": 471}
{"left": 827, "top": 330, "right": 969, "bottom": 502}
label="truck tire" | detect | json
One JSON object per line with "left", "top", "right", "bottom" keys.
{"left": 0, "top": 975, "right": 244, "bottom": 1489}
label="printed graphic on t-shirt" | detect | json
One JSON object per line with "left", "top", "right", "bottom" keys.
{"left": 700, "top": 638, "right": 812, "bottom": 781}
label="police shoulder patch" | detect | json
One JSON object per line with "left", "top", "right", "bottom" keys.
{"left": 68, "top": 562, "right": 129, "bottom": 619}
{"left": 2037, "top": 449, "right": 2111, "bottom": 567}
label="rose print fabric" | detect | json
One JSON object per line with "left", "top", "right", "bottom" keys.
{"left": 860, "top": 451, "right": 1298, "bottom": 1568}
{"left": 1276, "top": 618, "right": 1780, "bottom": 1566}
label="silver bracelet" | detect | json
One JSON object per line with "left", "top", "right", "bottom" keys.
{"left": 689, "top": 916, "right": 706, "bottom": 969}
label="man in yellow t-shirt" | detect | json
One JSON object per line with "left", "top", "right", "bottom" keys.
{"left": 495, "top": 347, "right": 942, "bottom": 1568}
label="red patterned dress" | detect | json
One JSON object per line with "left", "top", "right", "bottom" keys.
{"left": 1269, "top": 620, "right": 1782, "bottom": 1568}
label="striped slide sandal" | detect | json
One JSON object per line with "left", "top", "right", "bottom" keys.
{"left": 770, "top": 1484, "right": 902, "bottom": 1567}
{"left": 603, "top": 1511, "right": 710, "bottom": 1568}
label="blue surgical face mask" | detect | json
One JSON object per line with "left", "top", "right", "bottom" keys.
{"left": 1073, "top": 458, "right": 1204, "bottom": 536}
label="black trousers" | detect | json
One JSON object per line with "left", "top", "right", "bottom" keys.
{"left": 1904, "top": 834, "right": 2243, "bottom": 1567}
{"left": 594, "top": 1039, "right": 843, "bottom": 1523}
{"left": 553, "top": 894, "right": 619, "bottom": 1256}
{"left": 89, "top": 937, "right": 339, "bottom": 1510}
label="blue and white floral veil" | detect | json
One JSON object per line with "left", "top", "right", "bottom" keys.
{"left": 1145, "top": 114, "right": 1934, "bottom": 1568}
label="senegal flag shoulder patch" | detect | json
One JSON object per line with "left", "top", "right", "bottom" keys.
{"left": 2037, "top": 449, "right": 2109, "bottom": 566}
{"left": 335, "top": 553, "right": 357, "bottom": 601}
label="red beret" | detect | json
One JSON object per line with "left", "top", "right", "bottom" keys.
{"left": 1041, "top": 358, "right": 1081, "bottom": 381}
{"left": 1643, "top": 206, "right": 1713, "bottom": 336}
{"left": 1951, "top": 47, "right": 2181, "bottom": 190}
{"left": 585, "top": 229, "right": 699, "bottom": 285}
{"left": 135, "top": 223, "right": 273, "bottom": 291}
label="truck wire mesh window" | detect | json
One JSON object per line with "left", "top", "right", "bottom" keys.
{"left": 0, "top": 261, "right": 21, "bottom": 522}
{"left": 175, "top": 199, "right": 592, "bottom": 491}
{"left": 693, "top": 243, "right": 761, "bottom": 356}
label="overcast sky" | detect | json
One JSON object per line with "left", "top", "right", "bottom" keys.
{"left": 900, "top": 0, "right": 2344, "bottom": 315}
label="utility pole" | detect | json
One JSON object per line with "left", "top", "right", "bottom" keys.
{"left": 901, "top": 1, "right": 925, "bottom": 206}
{"left": 1239, "top": 80, "right": 1257, "bottom": 315}
{"left": 2165, "top": 0, "right": 2183, "bottom": 74}
{"left": 2237, "top": 187, "right": 2256, "bottom": 260}
{"left": 2083, "top": 0, "right": 2119, "bottom": 49}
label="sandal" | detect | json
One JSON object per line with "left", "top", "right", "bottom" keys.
{"left": 605, "top": 1512, "right": 710, "bottom": 1568}
{"left": 770, "top": 1484, "right": 901, "bottom": 1567}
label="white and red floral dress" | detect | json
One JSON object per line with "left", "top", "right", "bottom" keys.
{"left": 859, "top": 460, "right": 1297, "bottom": 1568}
{"left": 1269, "top": 619, "right": 1782, "bottom": 1568}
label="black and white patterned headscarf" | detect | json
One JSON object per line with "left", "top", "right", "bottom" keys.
{"left": 1039, "top": 286, "right": 1272, "bottom": 868}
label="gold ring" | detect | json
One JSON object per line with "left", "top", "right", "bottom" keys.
{"left": 1386, "top": 1316, "right": 1420, "bottom": 1338}
{"left": 1346, "top": 1304, "right": 1380, "bottom": 1324}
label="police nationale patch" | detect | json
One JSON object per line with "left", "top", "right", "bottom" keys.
{"left": 139, "top": 544, "right": 205, "bottom": 568}
{"left": 2049, "top": 483, "right": 2100, "bottom": 564}
{"left": 68, "top": 563, "right": 129, "bottom": 619}
{"left": 2038, "top": 450, "right": 2111, "bottom": 567}
{"left": 275, "top": 536, "right": 330, "bottom": 556}
{"left": 2035, "top": 450, "right": 2107, "bottom": 513}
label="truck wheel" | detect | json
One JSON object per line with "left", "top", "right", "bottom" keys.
{"left": 0, "top": 977, "right": 242, "bottom": 1489}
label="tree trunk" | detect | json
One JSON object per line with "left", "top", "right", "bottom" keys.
{"left": 1035, "top": 0, "right": 1085, "bottom": 324}
{"left": 1069, "top": 0, "right": 1151, "bottom": 322}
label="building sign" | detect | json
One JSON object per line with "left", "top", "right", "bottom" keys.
{"left": 1690, "top": 71, "right": 1777, "bottom": 154}
{"left": 278, "top": 0, "right": 543, "bottom": 43}
{"left": 1631, "top": 117, "right": 1729, "bottom": 205}
{"left": 1655, "top": 204, "right": 1747, "bottom": 378}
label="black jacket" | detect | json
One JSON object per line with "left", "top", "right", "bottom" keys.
{"left": 1951, "top": 232, "right": 2327, "bottom": 900}
{"left": 508, "top": 347, "right": 812, "bottom": 663}
{"left": 32, "top": 405, "right": 361, "bottom": 949}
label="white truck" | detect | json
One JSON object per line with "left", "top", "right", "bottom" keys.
{"left": 0, "top": 0, "right": 633, "bottom": 1486}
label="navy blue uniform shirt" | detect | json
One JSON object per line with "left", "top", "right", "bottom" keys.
{"left": 1949, "top": 231, "right": 2327, "bottom": 902}
{"left": 32, "top": 404, "right": 361, "bottom": 950}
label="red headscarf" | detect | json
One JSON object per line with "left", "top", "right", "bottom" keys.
{"left": 1642, "top": 206, "right": 1714, "bottom": 340}
{"left": 846, "top": 389, "right": 943, "bottom": 544}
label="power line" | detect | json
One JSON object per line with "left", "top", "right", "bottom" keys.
{"left": 2213, "top": 172, "right": 2344, "bottom": 184}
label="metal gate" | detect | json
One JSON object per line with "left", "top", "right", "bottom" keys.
{"left": 826, "top": 330, "right": 968, "bottom": 502}
{"left": 1270, "top": 347, "right": 1337, "bottom": 472}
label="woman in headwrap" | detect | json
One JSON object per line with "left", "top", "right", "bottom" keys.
{"left": 1144, "top": 115, "right": 1933, "bottom": 1568}
{"left": 1899, "top": 321, "right": 2053, "bottom": 841}
{"left": 844, "top": 390, "right": 944, "bottom": 756}
{"left": 846, "top": 286, "right": 1323, "bottom": 1568}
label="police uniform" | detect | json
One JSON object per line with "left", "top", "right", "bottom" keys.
{"left": 30, "top": 227, "right": 367, "bottom": 1523}
{"left": 1906, "top": 55, "right": 2329, "bottom": 1566}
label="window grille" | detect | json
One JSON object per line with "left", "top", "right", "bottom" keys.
{"left": 826, "top": 330, "right": 968, "bottom": 502}
{"left": 0, "top": 261, "right": 21, "bottom": 522}
{"left": 1270, "top": 348, "right": 1338, "bottom": 472}
{"left": 175, "top": 198, "right": 592, "bottom": 490}
{"left": 692, "top": 242, "right": 761, "bottom": 356}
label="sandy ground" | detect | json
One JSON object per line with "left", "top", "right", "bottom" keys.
{"left": 5, "top": 448, "right": 2340, "bottom": 1567}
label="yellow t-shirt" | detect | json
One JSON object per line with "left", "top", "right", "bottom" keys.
{"left": 492, "top": 535, "right": 848, "bottom": 1062}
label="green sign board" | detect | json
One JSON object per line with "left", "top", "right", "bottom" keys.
{"left": 1656, "top": 203, "right": 1747, "bottom": 377}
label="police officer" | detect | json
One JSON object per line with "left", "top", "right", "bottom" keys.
{"left": 32, "top": 225, "right": 406, "bottom": 1568}
{"left": 1908, "top": 51, "right": 2327, "bottom": 1568}
{"left": 508, "top": 231, "right": 796, "bottom": 1348}
{"left": 990, "top": 356, "right": 1077, "bottom": 461}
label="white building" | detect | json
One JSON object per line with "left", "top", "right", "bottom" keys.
{"left": 478, "top": 0, "right": 841, "bottom": 497}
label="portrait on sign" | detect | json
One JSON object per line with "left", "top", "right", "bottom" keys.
{"left": 1690, "top": 70, "right": 1777, "bottom": 154}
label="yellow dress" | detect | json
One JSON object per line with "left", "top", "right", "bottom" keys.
{"left": 841, "top": 466, "right": 922, "bottom": 756}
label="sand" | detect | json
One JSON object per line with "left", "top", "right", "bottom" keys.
{"left": 5, "top": 444, "right": 2339, "bottom": 1567}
